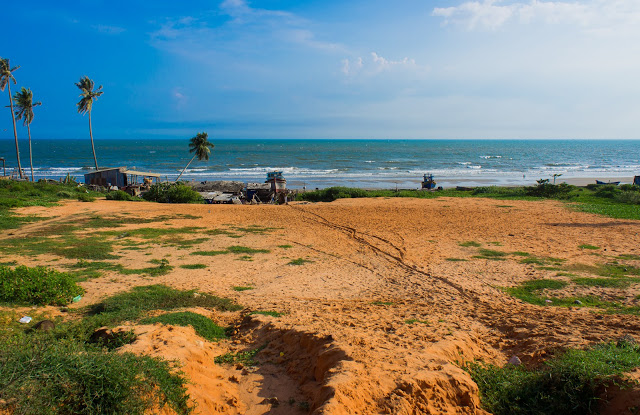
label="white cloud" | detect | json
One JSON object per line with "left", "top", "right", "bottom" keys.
{"left": 432, "top": 0, "right": 640, "bottom": 32}
{"left": 342, "top": 53, "right": 422, "bottom": 77}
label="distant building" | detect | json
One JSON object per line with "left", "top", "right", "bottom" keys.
{"left": 84, "top": 167, "right": 161, "bottom": 188}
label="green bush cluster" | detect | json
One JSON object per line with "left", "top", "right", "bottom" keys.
{"left": 142, "top": 183, "right": 203, "bottom": 204}
{"left": 524, "top": 180, "right": 574, "bottom": 198}
{"left": 106, "top": 190, "right": 139, "bottom": 201}
{"left": 141, "top": 311, "right": 226, "bottom": 341}
{"left": 466, "top": 341, "right": 640, "bottom": 415}
{"left": 0, "top": 335, "right": 192, "bottom": 415}
{"left": 0, "top": 265, "right": 83, "bottom": 306}
{"left": 297, "top": 186, "right": 368, "bottom": 202}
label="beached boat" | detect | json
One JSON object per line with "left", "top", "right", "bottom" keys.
{"left": 422, "top": 174, "right": 436, "bottom": 190}
{"left": 266, "top": 171, "right": 286, "bottom": 192}
{"left": 595, "top": 180, "right": 620, "bottom": 185}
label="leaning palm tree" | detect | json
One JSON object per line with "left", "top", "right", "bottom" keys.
{"left": 0, "top": 57, "right": 23, "bottom": 179}
{"left": 175, "top": 132, "right": 214, "bottom": 182}
{"left": 13, "top": 87, "right": 42, "bottom": 182}
{"left": 75, "top": 76, "right": 103, "bottom": 170}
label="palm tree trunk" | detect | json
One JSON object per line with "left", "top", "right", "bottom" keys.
{"left": 27, "top": 123, "right": 34, "bottom": 182}
{"left": 7, "top": 83, "right": 23, "bottom": 179}
{"left": 89, "top": 111, "right": 98, "bottom": 170}
{"left": 175, "top": 154, "right": 196, "bottom": 182}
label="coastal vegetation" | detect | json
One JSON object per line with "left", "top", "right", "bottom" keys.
{"left": 297, "top": 182, "right": 640, "bottom": 220}
{"left": 466, "top": 340, "right": 640, "bottom": 415}
{"left": 75, "top": 76, "right": 103, "bottom": 170}
{"left": 175, "top": 132, "right": 214, "bottom": 182}
{"left": 12, "top": 87, "right": 41, "bottom": 182}
{"left": 0, "top": 57, "right": 24, "bottom": 179}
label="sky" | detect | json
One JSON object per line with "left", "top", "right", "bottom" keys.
{"left": 2, "top": 0, "right": 640, "bottom": 140}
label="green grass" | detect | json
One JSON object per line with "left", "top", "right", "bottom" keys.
{"left": 459, "top": 241, "right": 482, "bottom": 247}
{"left": 0, "top": 335, "right": 192, "bottom": 415}
{"left": 0, "top": 265, "right": 84, "bottom": 306}
{"left": 287, "top": 258, "right": 313, "bottom": 265}
{"left": 236, "top": 255, "right": 254, "bottom": 261}
{"left": 214, "top": 344, "right": 267, "bottom": 366}
{"left": 278, "top": 244, "right": 294, "bottom": 249}
{"left": 69, "top": 259, "right": 173, "bottom": 279}
{"left": 504, "top": 279, "right": 569, "bottom": 306}
{"left": 579, "top": 244, "right": 600, "bottom": 250}
{"left": 445, "top": 258, "right": 468, "bottom": 262}
{"left": 465, "top": 341, "right": 640, "bottom": 415}
{"left": 226, "top": 245, "right": 271, "bottom": 254}
{"left": 572, "top": 277, "right": 640, "bottom": 289}
{"left": 519, "top": 255, "right": 565, "bottom": 266}
{"left": 141, "top": 311, "right": 226, "bottom": 342}
{"left": 618, "top": 254, "right": 640, "bottom": 261}
{"left": 473, "top": 248, "right": 509, "bottom": 260}
{"left": 233, "top": 225, "right": 278, "bottom": 234}
{"left": 511, "top": 251, "right": 530, "bottom": 257}
{"left": 250, "top": 310, "right": 284, "bottom": 317}
{"left": 371, "top": 301, "right": 394, "bottom": 306}
{"left": 190, "top": 250, "right": 228, "bottom": 256}
{"left": 179, "top": 264, "right": 208, "bottom": 269}
{"left": 232, "top": 286, "right": 254, "bottom": 291}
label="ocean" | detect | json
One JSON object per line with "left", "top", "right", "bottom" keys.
{"left": 0, "top": 138, "right": 639, "bottom": 189}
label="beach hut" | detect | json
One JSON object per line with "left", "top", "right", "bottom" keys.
{"left": 634, "top": 176, "right": 640, "bottom": 186}
{"left": 84, "top": 167, "right": 161, "bottom": 189}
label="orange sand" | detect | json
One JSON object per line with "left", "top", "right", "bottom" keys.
{"left": 8, "top": 197, "right": 640, "bottom": 414}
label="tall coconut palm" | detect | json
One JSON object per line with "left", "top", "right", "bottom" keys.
{"left": 13, "top": 87, "right": 42, "bottom": 182}
{"left": 0, "top": 57, "right": 23, "bottom": 179}
{"left": 175, "top": 132, "right": 214, "bottom": 182}
{"left": 75, "top": 76, "right": 103, "bottom": 170}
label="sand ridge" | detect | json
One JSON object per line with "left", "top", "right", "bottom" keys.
{"left": 8, "top": 197, "right": 640, "bottom": 414}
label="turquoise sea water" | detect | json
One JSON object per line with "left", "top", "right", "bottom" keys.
{"left": 0, "top": 139, "right": 638, "bottom": 189}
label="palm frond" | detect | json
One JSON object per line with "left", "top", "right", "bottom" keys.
{"left": 13, "top": 87, "right": 40, "bottom": 126}
{"left": 0, "top": 57, "right": 19, "bottom": 92}
{"left": 75, "top": 76, "right": 102, "bottom": 114}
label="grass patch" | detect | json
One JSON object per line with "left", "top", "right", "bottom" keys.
{"left": 141, "top": 311, "right": 226, "bottom": 342}
{"left": 371, "top": 301, "right": 394, "bottom": 306}
{"left": 233, "top": 225, "right": 278, "bottom": 234}
{"left": 519, "top": 255, "right": 565, "bottom": 266}
{"left": 579, "top": 244, "right": 600, "bottom": 250}
{"left": 226, "top": 245, "right": 270, "bottom": 254}
{"left": 618, "top": 254, "right": 640, "bottom": 261}
{"left": 214, "top": 345, "right": 267, "bottom": 366}
{"left": 465, "top": 341, "right": 640, "bottom": 415}
{"left": 287, "top": 258, "right": 313, "bottom": 265}
{"left": 459, "top": 241, "right": 481, "bottom": 247}
{"left": 512, "top": 251, "right": 530, "bottom": 257}
{"left": 504, "top": 279, "right": 569, "bottom": 306}
{"left": 0, "top": 336, "right": 192, "bottom": 415}
{"left": 572, "top": 277, "right": 640, "bottom": 289}
{"left": 474, "top": 248, "right": 509, "bottom": 260}
{"left": 237, "top": 255, "right": 254, "bottom": 261}
{"left": 446, "top": 258, "right": 468, "bottom": 262}
{"left": 0, "top": 265, "right": 84, "bottom": 306}
{"left": 179, "top": 264, "right": 208, "bottom": 270}
{"left": 69, "top": 259, "right": 173, "bottom": 279}
{"left": 250, "top": 310, "right": 284, "bottom": 317}
{"left": 278, "top": 244, "right": 294, "bottom": 249}
{"left": 190, "top": 250, "right": 227, "bottom": 256}
{"left": 232, "top": 286, "right": 254, "bottom": 292}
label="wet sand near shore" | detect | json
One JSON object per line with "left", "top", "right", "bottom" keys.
{"left": 7, "top": 197, "right": 640, "bottom": 414}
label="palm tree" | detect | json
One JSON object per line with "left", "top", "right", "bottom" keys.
{"left": 175, "top": 132, "right": 214, "bottom": 181}
{"left": 13, "top": 87, "right": 42, "bottom": 182}
{"left": 0, "top": 57, "right": 23, "bottom": 179}
{"left": 75, "top": 76, "right": 103, "bottom": 170}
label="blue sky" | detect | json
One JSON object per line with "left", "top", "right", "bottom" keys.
{"left": 2, "top": 0, "right": 640, "bottom": 139}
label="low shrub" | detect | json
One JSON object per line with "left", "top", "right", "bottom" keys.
{"left": 142, "top": 183, "right": 203, "bottom": 204}
{"left": 525, "top": 180, "right": 574, "bottom": 198}
{"left": 297, "top": 186, "right": 368, "bottom": 202}
{"left": 0, "top": 335, "right": 192, "bottom": 414}
{"left": 76, "top": 193, "right": 96, "bottom": 202}
{"left": 466, "top": 341, "right": 640, "bottom": 415}
{"left": 106, "top": 190, "right": 138, "bottom": 201}
{"left": 616, "top": 191, "right": 640, "bottom": 205}
{"left": 0, "top": 265, "right": 83, "bottom": 306}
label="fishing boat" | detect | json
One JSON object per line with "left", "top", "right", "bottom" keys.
{"left": 265, "top": 171, "right": 286, "bottom": 192}
{"left": 595, "top": 180, "right": 620, "bottom": 185}
{"left": 421, "top": 174, "right": 436, "bottom": 190}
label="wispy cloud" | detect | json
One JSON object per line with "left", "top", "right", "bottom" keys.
{"left": 91, "top": 24, "right": 126, "bottom": 35}
{"left": 432, "top": 0, "right": 640, "bottom": 32}
{"left": 342, "top": 52, "right": 425, "bottom": 77}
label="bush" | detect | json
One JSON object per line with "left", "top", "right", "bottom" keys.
{"left": 106, "top": 190, "right": 138, "bottom": 201}
{"left": 142, "top": 183, "right": 203, "bottom": 204}
{"left": 77, "top": 193, "right": 96, "bottom": 202}
{"left": 297, "top": 186, "right": 368, "bottom": 202}
{"left": 525, "top": 180, "right": 574, "bottom": 198}
{"left": 619, "top": 184, "right": 640, "bottom": 192}
{"left": 0, "top": 335, "right": 192, "bottom": 414}
{"left": 0, "top": 265, "right": 84, "bottom": 306}
{"left": 466, "top": 341, "right": 640, "bottom": 415}
{"left": 616, "top": 191, "right": 640, "bottom": 205}
{"left": 593, "top": 184, "right": 620, "bottom": 200}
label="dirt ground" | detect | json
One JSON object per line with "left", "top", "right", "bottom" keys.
{"left": 7, "top": 197, "right": 640, "bottom": 414}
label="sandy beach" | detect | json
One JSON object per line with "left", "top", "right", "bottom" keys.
{"left": 7, "top": 196, "right": 640, "bottom": 414}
